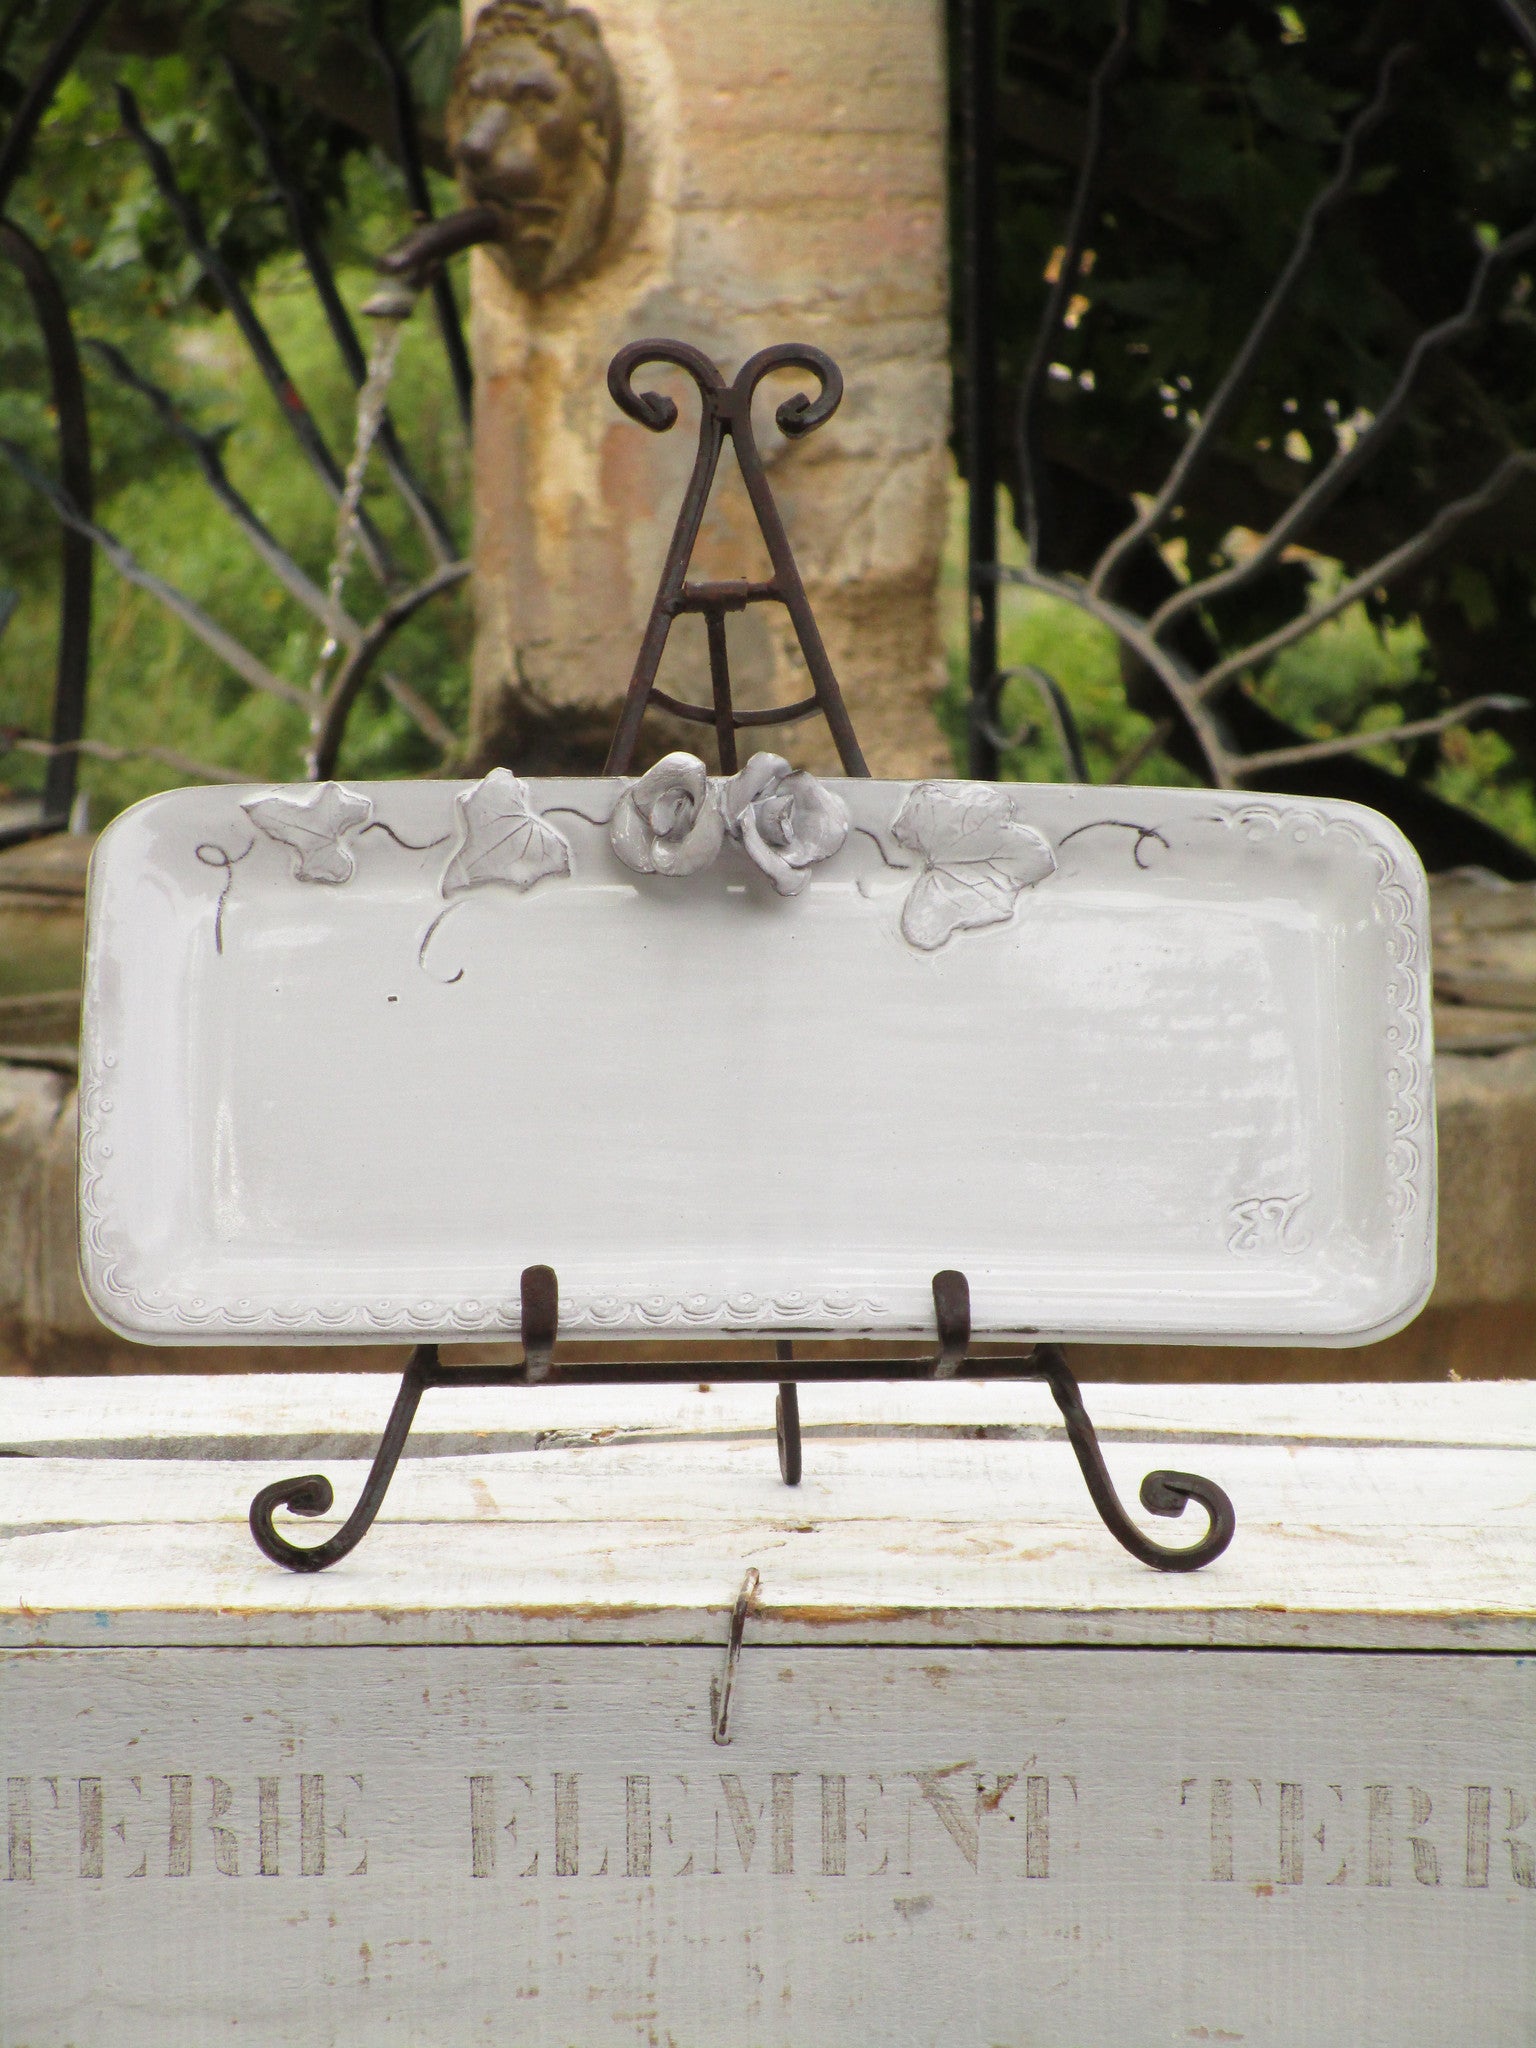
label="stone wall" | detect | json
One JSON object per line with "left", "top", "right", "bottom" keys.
{"left": 463, "top": 0, "right": 953, "bottom": 779}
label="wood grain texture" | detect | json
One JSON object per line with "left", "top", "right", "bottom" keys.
{"left": 3, "top": 1373, "right": 1534, "bottom": 1452}
{"left": 0, "top": 1381, "right": 1533, "bottom": 1651}
{"left": 1, "top": 1379, "right": 1533, "bottom": 2042}
{"left": 1, "top": 1647, "right": 1532, "bottom": 2046}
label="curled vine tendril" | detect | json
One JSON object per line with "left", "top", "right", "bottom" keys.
{"left": 1058, "top": 819, "right": 1170, "bottom": 870}
{"left": 195, "top": 836, "right": 255, "bottom": 954}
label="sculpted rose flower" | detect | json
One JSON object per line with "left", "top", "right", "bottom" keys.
{"left": 722, "top": 753, "right": 849, "bottom": 896}
{"left": 609, "top": 751, "right": 725, "bottom": 877}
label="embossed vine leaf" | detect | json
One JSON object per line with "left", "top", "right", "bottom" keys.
{"left": 442, "top": 768, "right": 572, "bottom": 898}
{"left": 241, "top": 782, "right": 374, "bottom": 885}
{"left": 890, "top": 783, "right": 1056, "bottom": 950}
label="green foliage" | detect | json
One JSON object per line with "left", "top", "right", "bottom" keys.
{"left": 963, "top": 0, "right": 1536, "bottom": 834}
{"left": 937, "top": 487, "right": 1536, "bottom": 849}
{"left": 936, "top": 485, "right": 1189, "bottom": 783}
{"left": 8, "top": 0, "right": 1536, "bottom": 849}
{"left": 0, "top": 3, "right": 469, "bottom": 823}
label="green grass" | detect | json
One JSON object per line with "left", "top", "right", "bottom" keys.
{"left": 1, "top": 183, "right": 471, "bottom": 824}
{"left": 934, "top": 484, "right": 1191, "bottom": 787}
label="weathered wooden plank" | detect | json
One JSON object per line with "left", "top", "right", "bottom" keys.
{"left": 0, "top": 1437, "right": 1532, "bottom": 1651}
{"left": 3, "top": 1381, "right": 1533, "bottom": 2039}
{"left": 2, "top": 1646, "right": 1531, "bottom": 2047}
{"left": 2, "top": 1375, "right": 1534, "bottom": 1457}
{"left": 2, "top": 1439, "right": 1533, "bottom": 1531}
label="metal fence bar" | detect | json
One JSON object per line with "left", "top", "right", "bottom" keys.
{"left": 0, "top": 219, "right": 91, "bottom": 834}
{"left": 959, "top": 0, "right": 999, "bottom": 782}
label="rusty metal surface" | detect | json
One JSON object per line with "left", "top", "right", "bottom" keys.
{"left": 249, "top": 1269, "right": 1235, "bottom": 1577}
{"left": 601, "top": 340, "right": 870, "bottom": 779}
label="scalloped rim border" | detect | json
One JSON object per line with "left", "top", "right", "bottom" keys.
{"left": 1219, "top": 800, "right": 1431, "bottom": 1231}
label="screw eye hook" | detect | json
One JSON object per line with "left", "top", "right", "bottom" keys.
{"left": 711, "top": 1567, "right": 761, "bottom": 1744}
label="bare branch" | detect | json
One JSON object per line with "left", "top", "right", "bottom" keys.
{"left": 1495, "top": 0, "right": 1536, "bottom": 63}
{"left": 1234, "top": 694, "right": 1528, "bottom": 774}
{"left": 114, "top": 83, "right": 396, "bottom": 587}
{"left": 1, "top": 732, "right": 248, "bottom": 785}
{"left": 0, "top": 438, "right": 307, "bottom": 709}
{"left": 1196, "top": 449, "right": 1536, "bottom": 703}
{"left": 83, "top": 338, "right": 361, "bottom": 645}
{"left": 1, "top": 215, "right": 92, "bottom": 825}
{"left": 996, "top": 560, "right": 1234, "bottom": 784}
{"left": 312, "top": 561, "right": 471, "bottom": 777}
{"left": 224, "top": 59, "right": 458, "bottom": 566}
{"left": 1089, "top": 41, "right": 1416, "bottom": 600}
{"left": 378, "top": 670, "right": 458, "bottom": 754}
{"left": 1016, "top": 0, "right": 1136, "bottom": 564}
{"left": 1150, "top": 216, "right": 1536, "bottom": 640}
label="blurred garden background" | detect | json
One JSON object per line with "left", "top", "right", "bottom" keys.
{"left": 7, "top": 2, "right": 1536, "bottom": 842}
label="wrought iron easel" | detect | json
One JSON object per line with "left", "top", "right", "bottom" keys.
{"left": 250, "top": 340, "right": 1236, "bottom": 1578}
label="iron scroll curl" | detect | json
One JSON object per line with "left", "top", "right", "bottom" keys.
{"left": 605, "top": 338, "right": 843, "bottom": 443}
{"left": 248, "top": 1268, "right": 1236, "bottom": 1577}
{"left": 249, "top": 1350, "right": 430, "bottom": 1573}
{"left": 1031, "top": 1346, "right": 1236, "bottom": 1572}
{"left": 249, "top": 1266, "right": 559, "bottom": 1572}
{"left": 606, "top": 337, "right": 724, "bottom": 430}
{"left": 927, "top": 1272, "right": 1234, "bottom": 1572}
{"left": 601, "top": 338, "right": 866, "bottom": 778}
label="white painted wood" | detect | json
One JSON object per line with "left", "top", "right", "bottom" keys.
{"left": 0, "top": 1381, "right": 1532, "bottom": 1651}
{"left": 1, "top": 1646, "right": 1531, "bottom": 2047}
{"left": 5, "top": 1373, "right": 1532, "bottom": 1456}
{"left": 3, "top": 1380, "right": 1532, "bottom": 2042}
{"left": 78, "top": 777, "right": 1434, "bottom": 1346}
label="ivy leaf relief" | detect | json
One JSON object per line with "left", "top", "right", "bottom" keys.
{"left": 241, "top": 781, "right": 374, "bottom": 884}
{"left": 890, "top": 782, "right": 1056, "bottom": 949}
{"left": 442, "top": 768, "right": 573, "bottom": 898}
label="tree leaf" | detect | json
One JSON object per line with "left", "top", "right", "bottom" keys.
{"left": 901, "top": 863, "right": 1023, "bottom": 949}
{"left": 241, "top": 781, "right": 373, "bottom": 884}
{"left": 893, "top": 783, "right": 1057, "bottom": 887}
{"left": 442, "top": 768, "right": 572, "bottom": 897}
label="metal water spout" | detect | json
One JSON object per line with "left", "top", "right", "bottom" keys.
{"left": 366, "top": 204, "right": 505, "bottom": 314}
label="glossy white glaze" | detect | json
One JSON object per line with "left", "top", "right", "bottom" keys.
{"left": 77, "top": 777, "right": 1435, "bottom": 1345}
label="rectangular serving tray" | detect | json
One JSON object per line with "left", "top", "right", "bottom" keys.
{"left": 78, "top": 774, "right": 1434, "bottom": 1347}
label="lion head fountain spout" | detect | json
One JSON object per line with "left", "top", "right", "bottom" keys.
{"left": 371, "top": 0, "right": 621, "bottom": 308}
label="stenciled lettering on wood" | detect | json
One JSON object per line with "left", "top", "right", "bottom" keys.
{"left": 1184, "top": 1777, "right": 1536, "bottom": 1893}
{"left": 5, "top": 1763, "right": 1534, "bottom": 1899}
{"left": 465, "top": 1768, "right": 1061, "bottom": 1881}
{"left": 1, "top": 1773, "right": 367, "bottom": 1883}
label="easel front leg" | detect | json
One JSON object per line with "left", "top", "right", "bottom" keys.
{"left": 1033, "top": 1346, "right": 1236, "bottom": 1572}
{"left": 249, "top": 1345, "right": 433, "bottom": 1572}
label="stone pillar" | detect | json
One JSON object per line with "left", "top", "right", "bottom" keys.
{"left": 464, "top": 0, "right": 952, "bottom": 778}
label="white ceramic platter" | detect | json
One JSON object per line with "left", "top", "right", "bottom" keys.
{"left": 78, "top": 769, "right": 1434, "bottom": 1347}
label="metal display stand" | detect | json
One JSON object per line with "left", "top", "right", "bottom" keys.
{"left": 249, "top": 341, "right": 1236, "bottom": 1578}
